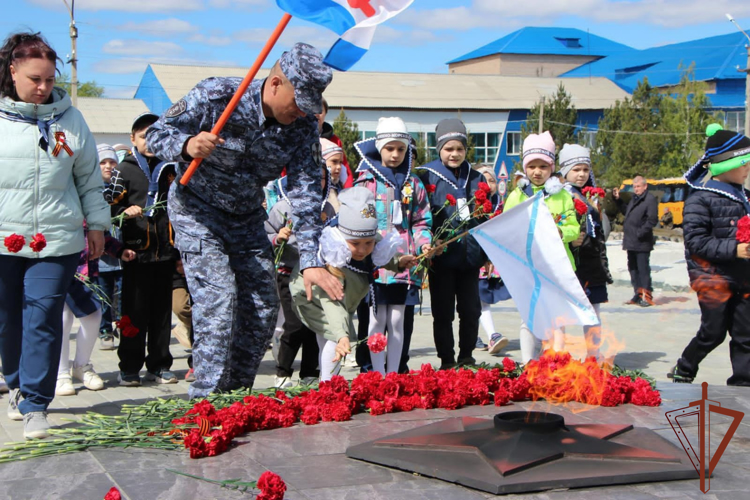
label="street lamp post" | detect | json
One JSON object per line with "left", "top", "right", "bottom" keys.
{"left": 726, "top": 14, "right": 750, "bottom": 188}
{"left": 63, "top": 0, "right": 77, "bottom": 107}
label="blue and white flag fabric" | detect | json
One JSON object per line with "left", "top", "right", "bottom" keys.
{"left": 470, "top": 195, "right": 599, "bottom": 340}
{"left": 276, "top": 0, "right": 414, "bottom": 71}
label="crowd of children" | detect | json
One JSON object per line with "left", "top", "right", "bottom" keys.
{"left": 43, "top": 112, "right": 750, "bottom": 403}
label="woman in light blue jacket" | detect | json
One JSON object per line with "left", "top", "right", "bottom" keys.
{"left": 0, "top": 32, "right": 110, "bottom": 440}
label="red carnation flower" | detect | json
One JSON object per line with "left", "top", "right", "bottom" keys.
{"left": 490, "top": 207, "right": 503, "bottom": 219}
{"left": 445, "top": 194, "right": 457, "bottom": 206}
{"left": 574, "top": 198, "right": 588, "bottom": 216}
{"left": 367, "top": 333, "right": 387, "bottom": 354}
{"left": 502, "top": 357, "right": 517, "bottom": 372}
{"left": 257, "top": 471, "right": 287, "bottom": 500}
{"left": 474, "top": 189, "right": 488, "bottom": 203}
{"left": 425, "top": 184, "right": 436, "bottom": 193}
{"left": 478, "top": 181, "right": 492, "bottom": 195}
{"left": 737, "top": 215, "right": 750, "bottom": 243}
{"left": 30, "top": 233, "right": 46, "bottom": 252}
{"left": 482, "top": 200, "right": 493, "bottom": 214}
{"left": 104, "top": 487, "right": 122, "bottom": 500}
{"left": 4, "top": 234, "right": 25, "bottom": 253}
{"left": 116, "top": 315, "right": 140, "bottom": 338}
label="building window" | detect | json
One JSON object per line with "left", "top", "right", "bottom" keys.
{"left": 506, "top": 132, "right": 522, "bottom": 156}
{"left": 469, "top": 132, "right": 500, "bottom": 164}
{"left": 725, "top": 111, "right": 746, "bottom": 135}
{"left": 426, "top": 132, "right": 438, "bottom": 162}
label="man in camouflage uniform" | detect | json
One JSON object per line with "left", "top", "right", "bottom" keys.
{"left": 146, "top": 43, "right": 343, "bottom": 398}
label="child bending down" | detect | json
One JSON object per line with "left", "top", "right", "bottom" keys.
{"left": 290, "top": 187, "right": 417, "bottom": 381}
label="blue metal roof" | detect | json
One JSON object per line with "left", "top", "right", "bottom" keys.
{"left": 562, "top": 32, "right": 748, "bottom": 92}
{"left": 447, "top": 27, "right": 634, "bottom": 64}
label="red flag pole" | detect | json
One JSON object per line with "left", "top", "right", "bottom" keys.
{"left": 180, "top": 13, "right": 293, "bottom": 185}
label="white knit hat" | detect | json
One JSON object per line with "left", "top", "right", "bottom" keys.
{"left": 375, "top": 117, "right": 410, "bottom": 152}
{"left": 558, "top": 144, "right": 591, "bottom": 178}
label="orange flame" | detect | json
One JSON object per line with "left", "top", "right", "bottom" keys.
{"left": 524, "top": 349, "right": 612, "bottom": 410}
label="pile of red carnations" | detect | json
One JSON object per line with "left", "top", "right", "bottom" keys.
{"left": 0, "top": 352, "right": 660, "bottom": 467}
{"left": 172, "top": 353, "right": 660, "bottom": 459}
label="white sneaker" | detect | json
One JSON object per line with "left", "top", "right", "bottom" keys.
{"left": 299, "top": 377, "right": 318, "bottom": 387}
{"left": 274, "top": 376, "right": 293, "bottom": 389}
{"left": 72, "top": 363, "right": 104, "bottom": 391}
{"left": 55, "top": 374, "right": 76, "bottom": 396}
{"left": 0, "top": 373, "right": 9, "bottom": 393}
{"left": 7, "top": 388, "right": 23, "bottom": 421}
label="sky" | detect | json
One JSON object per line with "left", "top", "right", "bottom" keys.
{"left": 5, "top": 0, "right": 750, "bottom": 99}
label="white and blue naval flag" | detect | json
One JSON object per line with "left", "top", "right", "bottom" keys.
{"left": 470, "top": 195, "right": 599, "bottom": 340}
{"left": 276, "top": 0, "right": 414, "bottom": 71}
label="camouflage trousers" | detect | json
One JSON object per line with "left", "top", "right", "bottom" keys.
{"left": 169, "top": 183, "right": 279, "bottom": 399}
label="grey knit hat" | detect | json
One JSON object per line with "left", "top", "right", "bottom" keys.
{"left": 97, "top": 143, "right": 117, "bottom": 163}
{"left": 558, "top": 144, "right": 591, "bottom": 178}
{"left": 337, "top": 187, "right": 378, "bottom": 240}
{"left": 435, "top": 118, "right": 468, "bottom": 154}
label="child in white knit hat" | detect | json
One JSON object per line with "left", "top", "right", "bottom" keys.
{"left": 559, "top": 143, "right": 612, "bottom": 362}
{"left": 352, "top": 117, "right": 433, "bottom": 376}
{"left": 290, "top": 187, "right": 417, "bottom": 381}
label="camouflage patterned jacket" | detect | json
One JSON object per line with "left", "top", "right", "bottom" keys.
{"left": 146, "top": 77, "right": 324, "bottom": 270}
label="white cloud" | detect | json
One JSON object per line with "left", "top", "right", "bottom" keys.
{"left": 400, "top": 1, "right": 750, "bottom": 31}
{"left": 234, "top": 25, "right": 339, "bottom": 51}
{"left": 29, "top": 0, "right": 204, "bottom": 13}
{"left": 118, "top": 18, "right": 198, "bottom": 36}
{"left": 209, "top": 0, "right": 269, "bottom": 8}
{"left": 94, "top": 56, "right": 238, "bottom": 75}
{"left": 102, "top": 39, "right": 185, "bottom": 57}
{"left": 373, "top": 26, "right": 440, "bottom": 46}
{"left": 189, "top": 33, "right": 234, "bottom": 46}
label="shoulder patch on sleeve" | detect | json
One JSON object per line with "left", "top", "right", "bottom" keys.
{"left": 165, "top": 99, "right": 187, "bottom": 118}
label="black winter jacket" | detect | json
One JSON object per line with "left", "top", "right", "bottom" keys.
{"left": 568, "top": 187, "right": 612, "bottom": 287}
{"left": 105, "top": 152, "right": 177, "bottom": 264}
{"left": 683, "top": 187, "right": 750, "bottom": 286}
{"left": 617, "top": 191, "right": 658, "bottom": 252}
{"left": 418, "top": 159, "right": 487, "bottom": 270}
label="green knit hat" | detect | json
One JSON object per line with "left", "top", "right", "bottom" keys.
{"left": 704, "top": 123, "right": 750, "bottom": 176}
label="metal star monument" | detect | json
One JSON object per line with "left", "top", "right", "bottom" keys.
{"left": 347, "top": 411, "right": 703, "bottom": 494}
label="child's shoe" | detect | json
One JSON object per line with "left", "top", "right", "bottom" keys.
{"left": 99, "top": 332, "right": 116, "bottom": 350}
{"left": 488, "top": 333, "right": 509, "bottom": 355}
{"left": 456, "top": 356, "right": 476, "bottom": 367}
{"left": 475, "top": 338, "right": 488, "bottom": 351}
{"left": 274, "top": 376, "right": 293, "bottom": 389}
{"left": 72, "top": 363, "right": 104, "bottom": 391}
{"left": 299, "top": 377, "right": 318, "bottom": 387}
{"left": 0, "top": 373, "right": 8, "bottom": 393}
{"left": 667, "top": 364, "right": 694, "bottom": 383}
{"left": 55, "top": 374, "right": 76, "bottom": 396}
{"left": 144, "top": 370, "right": 177, "bottom": 384}
{"left": 185, "top": 368, "right": 196, "bottom": 382}
{"left": 118, "top": 371, "right": 141, "bottom": 387}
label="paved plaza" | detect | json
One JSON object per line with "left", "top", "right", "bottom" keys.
{"left": 1, "top": 239, "right": 748, "bottom": 499}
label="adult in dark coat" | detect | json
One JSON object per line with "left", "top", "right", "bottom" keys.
{"left": 613, "top": 175, "right": 658, "bottom": 306}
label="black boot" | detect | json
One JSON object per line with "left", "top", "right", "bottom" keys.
{"left": 667, "top": 364, "right": 694, "bottom": 383}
